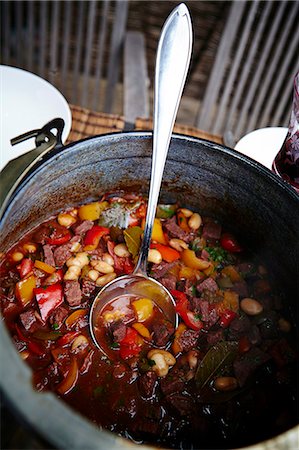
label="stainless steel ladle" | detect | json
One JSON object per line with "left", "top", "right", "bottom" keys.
{"left": 89, "top": 3, "right": 193, "bottom": 350}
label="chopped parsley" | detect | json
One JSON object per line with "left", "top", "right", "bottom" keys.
{"left": 205, "top": 246, "right": 228, "bottom": 263}
{"left": 110, "top": 342, "right": 120, "bottom": 349}
{"left": 52, "top": 323, "right": 59, "bottom": 330}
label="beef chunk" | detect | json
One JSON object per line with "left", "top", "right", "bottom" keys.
{"left": 228, "top": 315, "right": 251, "bottom": 340}
{"left": 164, "top": 393, "right": 194, "bottom": 416}
{"left": 73, "top": 220, "right": 94, "bottom": 235}
{"left": 152, "top": 322, "right": 174, "bottom": 347}
{"left": 49, "top": 305, "right": 69, "bottom": 328}
{"left": 151, "top": 261, "right": 176, "bottom": 279}
{"left": 202, "top": 220, "right": 222, "bottom": 241}
{"left": 178, "top": 329, "right": 200, "bottom": 352}
{"left": 19, "top": 309, "right": 37, "bottom": 331}
{"left": 81, "top": 278, "right": 97, "bottom": 299}
{"left": 164, "top": 217, "right": 192, "bottom": 242}
{"left": 43, "top": 244, "right": 56, "bottom": 267}
{"left": 198, "top": 300, "right": 219, "bottom": 327}
{"left": 53, "top": 243, "right": 73, "bottom": 267}
{"left": 64, "top": 280, "right": 82, "bottom": 306}
{"left": 207, "top": 329, "right": 224, "bottom": 345}
{"left": 197, "top": 277, "right": 218, "bottom": 294}
{"left": 160, "top": 274, "right": 177, "bottom": 291}
{"left": 160, "top": 373, "right": 185, "bottom": 396}
{"left": 231, "top": 280, "right": 249, "bottom": 298}
{"left": 110, "top": 321, "right": 127, "bottom": 342}
{"left": 233, "top": 347, "right": 270, "bottom": 386}
{"left": 138, "top": 371, "right": 158, "bottom": 398}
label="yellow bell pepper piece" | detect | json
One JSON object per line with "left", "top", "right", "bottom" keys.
{"left": 171, "top": 323, "right": 187, "bottom": 355}
{"left": 177, "top": 211, "right": 190, "bottom": 232}
{"left": 34, "top": 260, "right": 56, "bottom": 274}
{"left": 65, "top": 309, "right": 88, "bottom": 328}
{"left": 217, "top": 290, "right": 239, "bottom": 314}
{"left": 181, "top": 249, "right": 211, "bottom": 270}
{"left": 16, "top": 275, "right": 36, "bottom": 306}
{"left": 78, "top": 201, "right": 108, "bottom": 221}
{"left": 151, "top": 218, "right": 167, "bottom": 244}
{"left": 179, "top": 266, "right": 197, "bottom": 280}
{"left": 132, "top": 298, "right": 153, "bottom": 322}
{"left": 222, "top": 265, "right": 241, "bottom": 282}
{"left": 132, "top": 322, "right": 151, "bottom": 339}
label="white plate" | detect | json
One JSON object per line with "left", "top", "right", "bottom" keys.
{"left": 235, "top": 127, "right": 288, "bottom": 170}
{"left": 0, "top": 65, "right": 72, "bottom": 170}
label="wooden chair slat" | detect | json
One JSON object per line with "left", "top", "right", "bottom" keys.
{"left": 124, "top": 31, "right": 149, "bottom": 124}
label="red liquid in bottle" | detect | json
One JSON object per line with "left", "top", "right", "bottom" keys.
{"left": 272, "top": 72, "right": 299, "bottom": 194}
{"left": 272, "top": 130, "right": 299, "bottom": 192}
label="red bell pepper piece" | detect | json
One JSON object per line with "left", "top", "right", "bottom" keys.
{"left": 220, "top": 233, "right": 242, "bottom": 253}
{"left": 46, "top": 227, "right": 71, "bottom": 246}
{"left": 17, "top": 258, "right": 34, "bottom": 278}
{"left": 57, "top": 331, "right": 81, "bottom": 347}
{"left": 15, "top": 324, "right": 45, "bottom": 356}
{"left": 27, "top": 341, "right": 46, "bottom": 356}
{"left": 171, "top": 290, "right": 203, "bottom": 331}
{"left": 219, "top": 309, "right": 237, "bottom": 328}
{"left": 119, "top": 327, "right": 143, "bottom": 359}
{"left": 83, "top": 225, "right": 109, "bottom": 250}
{"left": 123, "top": 257, "right": 134, "bottom": 274}
{"left": 34, "top": 283, "right": 63, "bottom": 322}
{"left": 151, "top": 243, "right": 180, "bottom": 263}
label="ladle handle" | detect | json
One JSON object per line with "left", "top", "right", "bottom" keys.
{"left": 135, "top": 3, "right": 192, "bottom": 275}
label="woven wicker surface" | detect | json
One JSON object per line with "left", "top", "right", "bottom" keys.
{"left": 68, "top": 104, "right": 223, "bottom": 144}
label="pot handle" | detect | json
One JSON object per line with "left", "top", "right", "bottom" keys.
{"left": 0, "top": 118, "right": 65, "bottom": 215}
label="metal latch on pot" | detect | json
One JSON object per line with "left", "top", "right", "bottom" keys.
{"left": 0, "top": 118, "right": 65, "bottom": 216}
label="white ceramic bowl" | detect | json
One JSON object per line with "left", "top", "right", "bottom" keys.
{"left": 235, "top": 127, "right": 288, "bottom": 170}
{"left": 0, "top": 65, "right": 72, "bottom": 170}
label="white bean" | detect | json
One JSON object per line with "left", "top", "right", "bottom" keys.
{"left": 88, "top": 269, "right": 99, "bottom": 281}
{"left": 70, "top": 242, "right": 81, "bottom": 253}
{"left": 188, "top": 213, "right": 202, "bottom": 230}
{"left": 66, "top": 252, "right": 89, "bottom": 268}
{"left": 179, "top": 208, "right": 193, "bottom": 218}
{"left": 169, "top": 238, "right": 188, "bottom": 252}
{"left": 114, "top": 243, "right": 130, "bottom": 258}
{"left": 102, "top": 253, "right": 114, "bottom": 266}
{"left": 96, "top": 272, "right": 116, "bottom": 287}
{"left": 64, "top": 265, "right": 81, "bottom": 280}
{"left": 147, "top": 349, "right": 176, "bottom": 377}
{"left": 214, "top": 377, "right": 238, "bottom": 392}
{"left": 148, "top": 249, "right": 162, "bottom": 264}
{"left": 57, "top": 213, "right": 77, "bottom": 228}
{"left": 94, "top": 260, "right": 114, "bottom": 274}
{"left": 240, "top": 298, "right": 263, "bottom": 316}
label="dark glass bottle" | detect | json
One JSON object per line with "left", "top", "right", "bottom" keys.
{"left": 272, "top": 72, "right": 299, "bottom": 193}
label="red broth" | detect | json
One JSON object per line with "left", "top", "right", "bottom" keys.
{"left": 0, "top": 192, "right": 297, "bottom": 449}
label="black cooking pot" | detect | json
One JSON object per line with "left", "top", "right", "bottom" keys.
{"left": 0, "top": 120, "right": 298, "bottom": 449}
